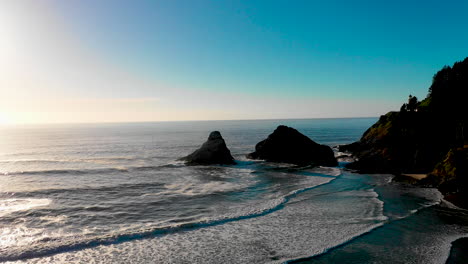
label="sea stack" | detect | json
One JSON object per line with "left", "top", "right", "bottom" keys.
{"left": 247, "top": 125, "right": 338, "bottom": 166}
{"left": 181, "top": 131, "right": 236, "bottom": 165}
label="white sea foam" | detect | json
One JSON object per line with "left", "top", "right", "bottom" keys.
{"left": 6, "top": 178, "right": 383, "bottom": 264}
{"left": 39, "top": 215, "right": 68, "bottom": 224}
{"left": 0, "top": 198, "right": 51, "bottom": 217}
{"left": 4, "top": 175, "right": 465, "bottom": 264}
{"left": 309, "top": 166, "right": 342, "bottom": 177}
{"left": 159, "top": 181, "right": 248, "bottom": 196}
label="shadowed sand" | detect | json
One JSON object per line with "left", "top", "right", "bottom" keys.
{"left": 400, "top": 174, "right": 427, "bottom": 180}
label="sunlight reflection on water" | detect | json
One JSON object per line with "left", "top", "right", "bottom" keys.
{"left": 0, "top": 198, "right": 51, "bottom": 217}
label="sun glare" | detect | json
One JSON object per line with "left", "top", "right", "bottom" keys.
{"left": 0, "top": 113, "right": 12, "bottom": 125}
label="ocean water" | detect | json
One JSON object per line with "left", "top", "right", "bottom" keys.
{"left": 0, "top": 118, "right": 467, "bottom": 264}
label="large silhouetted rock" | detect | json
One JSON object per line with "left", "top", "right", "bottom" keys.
{"left": 247, "top": 125, "right": 337, "bottom": 166}
{"left": 181, "top": 131, "right": 236, "bottom": 165}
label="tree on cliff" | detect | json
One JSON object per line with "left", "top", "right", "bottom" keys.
{"left": 344, "top": 56, "right": 468, "bottom": 207}
{"left": 400, "top": 95, "right": 418, "bottom": 112}
{"left": 407, "top": 95, "right": 418, "bottom": 112}
{"left": 426, "top": 58, "right": 468, "bottom": 119}
{"left": 400, "top": 103, "right": 407, "bottom": 112}
{"left": 346, "top": 56, "right": 468, "bottom": 172}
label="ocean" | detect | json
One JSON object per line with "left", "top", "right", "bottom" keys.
{"left": 0, "top": 118, "right": 467, "bottom": 263}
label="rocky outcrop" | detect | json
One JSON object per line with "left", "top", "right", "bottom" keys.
{"left": 247, "top": 125, "right": 337, "bottom": 166}
{"left": 341, "top": 57, "right": 468, "bottom": 208}
{"left": 343, "top": 111, "right": 452, "bottom": 173}
{"left": 421, "top": 147, "right": 468, "bottom": 208}
{"left": 181, "top": 131, "right": 236, "bottom": 165}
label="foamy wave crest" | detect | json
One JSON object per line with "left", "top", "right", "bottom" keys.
{"left": 0, "top": 156, "right": 159, "bottom": 165}
{"left": 283, "top": 222, "right": 386, "bottom": 263}
{"left": 310, "top": 166, "right": 342, "bottom": 177}
{"left": 0, "top": 163, "right": 186, "bottom": 176}
{"left": 391, "top": 188, "right": 443, "bottom": 220}
{"left": 156, "top": 181, "right": 250, "bottom": 197}
{"left": 0, "top": 176, "right": 337, "bottom": 262}
{"left": 255, "top": 166, "right": 342, "bottom": 179}
{"left": 0, "top": 198, "right": 51, "bottom": 217}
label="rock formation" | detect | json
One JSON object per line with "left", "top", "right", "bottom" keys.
{"left": 342, "top": 111, "right": 451, "bottom": 173}
{"left": 181, "top": 131, "right": 236, "bottom": 165}
{"left": 247, "top": 125, "right": 337, "bottom": 166}
{"left": 341, "top": 57, "right": 468, "bottom": 207}
{"left": 421, "top": 147, "right": 468, "bottom": 208}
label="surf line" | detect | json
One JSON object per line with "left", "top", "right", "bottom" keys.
{"left": 0, "top": 175, "right": 340, "bottom": 262}
{"left": 284, "top": 200, "right": 441, "bottom": 264}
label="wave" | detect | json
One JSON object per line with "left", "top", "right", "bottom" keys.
{"left": 0, "top": 176, "right": 338, "bottom": 262}
{"left": 0, "top": 155, "right": 169, "bottom": 163}
{"left": 0, "top": 157, "right": 138, "bottom": 165}
{"left": 7, "top": 181, "right": 166, "bottom": 197}
{"left": 285, "top": 192, "right": 443, "bottom": 263}
{"left": 0, "top": 163, "right": 184, "bottom": 176}
{"left": 0, "top": 160, "right": 337, "bottom": 181}
{"left": 284, "top": 222, "right": 386, "bottom": 264}
{"left": 0, "top": 198, "right": 52, "bottom": 217}
{"left": 153, "top": 180, "right": 252, "bottom": 197}
{"left": 250, "top": 166, "right": 342, "bottom": 179}
{"left": 0, "top": 159, "right": 66, "bottom": 164}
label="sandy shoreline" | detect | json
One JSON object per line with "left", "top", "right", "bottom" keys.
{"left": 400, "top": 174, "right": 427, "bottom": 180}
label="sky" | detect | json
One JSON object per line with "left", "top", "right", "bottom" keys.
{"left": 1, "top": 0, "right": 467, "bottom": 124}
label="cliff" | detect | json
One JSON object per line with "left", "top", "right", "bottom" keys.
{"left": 342, "top": 57, "right": 468, "bottom": 207}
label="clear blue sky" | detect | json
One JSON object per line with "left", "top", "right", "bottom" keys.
{"left": 1, "top": 0, "right": 467, "bottom": 123}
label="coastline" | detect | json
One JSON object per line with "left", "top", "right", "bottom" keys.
{"left": 392, "top": 173, "right": 428, "bottom": 184}
{"left": 400, "top": 174, "right": 427, "bottom": 180}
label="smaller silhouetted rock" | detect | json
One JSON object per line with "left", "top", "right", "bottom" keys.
{"left": 338, "top": 142, "right": 362, "bottom": 153}
{"left": 181, "top": 131, "right": 236, "bottom": 165}
{"left": 247, "top": 125, "right": 337, "bottom": 166}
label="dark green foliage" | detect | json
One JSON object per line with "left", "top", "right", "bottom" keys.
{"left": 346, "top": 111, "right": 451, "bottom": 173}
{"left": 399, "top": 95, "right": 419, "bottom": 113}
{"left": 407, "top": 95, "right": 418, "bottom": 112}
{"left": 416, "top": 97, "right": 431, "bottom": 112}
{"left": 423, "top": 147, "right": 468, "bottom": 207}
{"left": 343, "top": 57, "right": 468, "bottom": 206}
{"left": 400, "top": 103, "right": 407, "bottom": 112}
{"left": 425, "top": 58, "right": 468, "bottom": 144}
{"left": 426, "top": 58, "right": 468, "bottom": 120}
{"left": 400, "top": 94, "right": 420, "bottom": 113}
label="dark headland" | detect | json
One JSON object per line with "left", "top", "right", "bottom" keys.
{"left": 339, "top": 57, "right": 468, "bottom": 262}
{"left": 340, "top": 57, "right": 468, "bottom": 208}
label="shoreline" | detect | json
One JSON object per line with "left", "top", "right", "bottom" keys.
{"left": 400, "top": 173, "right": 427, "bottom": 180}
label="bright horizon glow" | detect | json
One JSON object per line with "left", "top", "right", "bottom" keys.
{"left": 1, "top": 1, "right": 467, "bottom": 125}
{"left": 0, "top": 113, "right": 12, "bottom": 125}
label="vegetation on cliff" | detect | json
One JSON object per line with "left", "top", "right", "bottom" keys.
{"left": 342, "top": 57, "right": 468, "bottom": 206}
{"left": 422, "top": 147, "right": 468, "bottom": 207}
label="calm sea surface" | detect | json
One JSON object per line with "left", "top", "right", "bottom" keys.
{"left": 0, "top": 118, "right": 466, "bottom": 263}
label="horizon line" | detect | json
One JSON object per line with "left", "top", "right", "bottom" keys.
{"left": 0, "top": 116, "right": 379, "bottom": 127}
